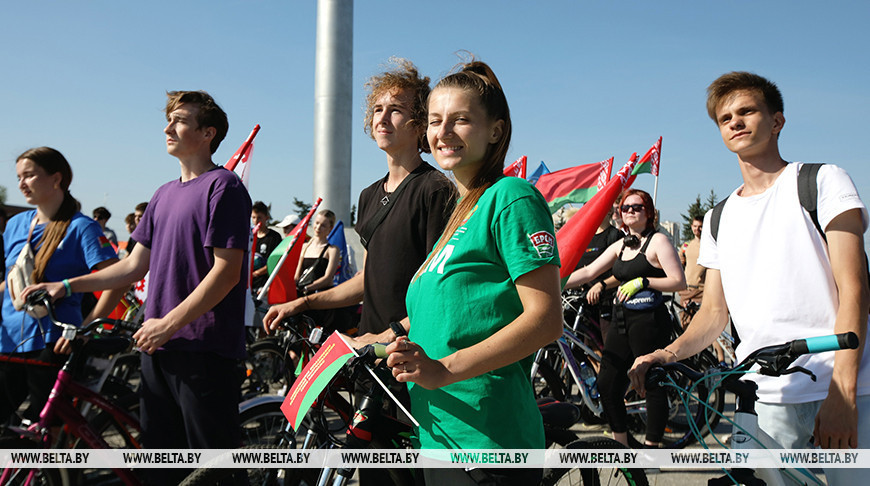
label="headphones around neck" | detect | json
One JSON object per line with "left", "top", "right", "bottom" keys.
{"left": 623, "top": 228, "right": 653, "bottom": 249}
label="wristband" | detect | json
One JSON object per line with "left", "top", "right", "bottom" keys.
{"left": 62, "top": 279, "right": 72, "bottom": 297}
{"left": 661, "top": 348, "right": 679, "bottom": 362}
{"left": 618, "top": 277, "right": 645, "bottom": 299}
{"left": 596, "top": 280, "right": 606, "bottom": 292}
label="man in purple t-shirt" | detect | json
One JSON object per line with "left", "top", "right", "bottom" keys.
{"left": 25, "top": 91, "right": 251, "bottom": 479}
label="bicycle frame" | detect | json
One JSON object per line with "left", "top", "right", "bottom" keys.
{"left": 542, "top": 328, "right": 604, "bottom": 416}
{"left": 648, "top": 332, "right": 859, "bottom": 486}
{"left": 727, "top": 409, "right": 822, "bottom": 485}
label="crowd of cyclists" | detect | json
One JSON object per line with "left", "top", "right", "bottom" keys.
{"left": 2, "top": 56, "right": 868, "bottom": 486}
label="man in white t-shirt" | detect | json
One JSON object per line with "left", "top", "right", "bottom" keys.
{"left": 630, "top": 72, "right": 869, "bottom": 478}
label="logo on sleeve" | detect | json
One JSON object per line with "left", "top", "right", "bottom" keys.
{"left": 528, "top": 231, "right": 555, "bottom": 258}
{"left": 98, "top": 235, "right": 112, "bottom": 249}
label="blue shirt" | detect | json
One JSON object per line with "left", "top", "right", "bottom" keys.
{"left": 2, "top": 210, "right": 118, "bottom": 352}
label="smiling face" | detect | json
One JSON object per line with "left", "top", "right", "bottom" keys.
{"left": 164, "top": 103, "right": 214, "bottom": 159}
{"left": 715, "top": 89, "right": 784, "bottom": 159}
{"left": 691, "top": 219, "right": 703, "bottom": 238}
{"left": 311, "top": 214, "right": 333, "bottom": 239}
{"left": 370, "top": 88, "right": 421, "bottom": 155}
{"left": 427, "top": 87, "right": 503, "bottom": 189}
{"left": 17, "top": 158, "right": 62, "bottom": 207}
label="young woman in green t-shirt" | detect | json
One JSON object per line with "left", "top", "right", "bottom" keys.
{"left": 385, "top": 60, "right": 563, "bottom": 485}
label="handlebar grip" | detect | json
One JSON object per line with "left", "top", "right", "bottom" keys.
{"left": 114, "top": 320, "right": 142, "bottom": 334}
{"left": 370, "top": 343, "right": 388, "bottom": 359}
{"left": 790, "top": 332, "right": 859, "bottom": 356}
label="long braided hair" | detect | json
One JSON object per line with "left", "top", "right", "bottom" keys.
{"left": 17, "top": 147, "right": 80, "bottom": 283}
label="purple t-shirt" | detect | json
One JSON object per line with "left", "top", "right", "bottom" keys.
{"left": 132, "top": 167, "right": 252, "bottom": 359}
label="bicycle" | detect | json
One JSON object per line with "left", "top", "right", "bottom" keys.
{"left": 240, "top": 311, "right": 323, "bottom": 401}
{"left": 0, "top": 289, "right": 143, "bottom": 486}
{"left": 533, "top": 291, "right": 725, "bottom": 448}
{"left": 644, "top": 331, "right": 859, "bottom": 485}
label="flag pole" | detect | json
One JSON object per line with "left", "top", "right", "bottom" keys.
{"left": 256, "top": 198, "right": 322, "bottom": 302}
{"left": 653, "top": 175, "right": 659, "bottom": 207}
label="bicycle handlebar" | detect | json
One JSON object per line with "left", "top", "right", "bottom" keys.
{"left": 25, "top": 289, "right": 141, "bottom": 340}
{"left": 647, "top": 332, "right": 859, "bottom": 390}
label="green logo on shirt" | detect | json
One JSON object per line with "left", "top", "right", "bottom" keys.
{"left": 528, "top": 231, "right": 555, "bottom": 258}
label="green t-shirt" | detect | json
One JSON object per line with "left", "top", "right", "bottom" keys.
{"left": 406, "top": 176, "right": 560, "bottom": 449}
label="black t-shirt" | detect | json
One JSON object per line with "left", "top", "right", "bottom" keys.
{"left": 253, "top": 228, "right": 283, "bottom": 290}
{"left": 575, "top": 225, "right": 622, "bottom": 286}
{"left": 355, "top": 162, "right": 455, "bottom": 334}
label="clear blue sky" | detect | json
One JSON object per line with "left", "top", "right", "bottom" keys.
{"left": 2, "top": 1, "right": 868, "bottom": 247}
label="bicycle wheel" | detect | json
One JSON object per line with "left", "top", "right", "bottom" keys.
{"left": 541, "top": 437, "right": 648, "bottom": 486}
{"left": 239, "top": 400, "right": 293, "bottom": 447}
{"left": 0, "top": 438, "right": 71, "bottom": 486}
{"left": 178, "top": 445, "right": 295, "bottom": 486}
{"left": 242, "top": 340, "right": 293, "bottom": 399}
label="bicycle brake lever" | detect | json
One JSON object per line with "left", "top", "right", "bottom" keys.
{"left": 781, "top": 365, "right": 816, "bottom": 382}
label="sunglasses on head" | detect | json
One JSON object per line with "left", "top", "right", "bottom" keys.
{"left": 620, "top": 204, "right": 645, "bottom": 213}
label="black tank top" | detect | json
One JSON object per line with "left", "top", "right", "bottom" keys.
{"left": 612, "top": 231, "right": 666, "bottom": 282}
{"left": 300, "top": 257, "right": 330, "bottom": 284}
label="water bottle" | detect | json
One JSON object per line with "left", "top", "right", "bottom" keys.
{"left": 579, "top": 362, "right": 599, "bottom": 399}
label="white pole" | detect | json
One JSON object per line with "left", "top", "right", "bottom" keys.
{"left": 313, "top": 0, "right": 353, "bottom": 224}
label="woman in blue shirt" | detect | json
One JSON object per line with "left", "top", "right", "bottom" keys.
{"left": 1, "top": 147, "right": 122, "bottom": 423}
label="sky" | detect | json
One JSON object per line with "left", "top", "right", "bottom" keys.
{"left": 1, "top": 1, "right": 868, "bottom": 247}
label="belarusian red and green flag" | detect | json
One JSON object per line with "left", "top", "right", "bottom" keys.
{"left": 556, "top": 153, "right": 639, "bottom": 283}
{"left": 281, "top": 331, "right": 356, "bottom": 432}
{"left": 261, "top": 199, "right": 322, "bottom": 305}
{"left": 535, "top": 158, "right": 613, "bottom": 214}
{"left": 630, "top": 137, "right": 662, "bottom": 177}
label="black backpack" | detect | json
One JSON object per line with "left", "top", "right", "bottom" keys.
{"left": 709, "top": 163, "right": 870, "bottom": 289}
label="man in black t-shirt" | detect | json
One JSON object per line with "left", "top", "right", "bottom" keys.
{"left": 251, "top": 201, "right": 283, "bottom": 293}
{"left": 263, "top": 59, "right": 454, "bottom": 337}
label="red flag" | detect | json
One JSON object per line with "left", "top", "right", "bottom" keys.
{"left": 225, "top": 124, "right": 260, "bottom": 188}
{"left": 503, "top": 155, "right": 527, "bottom": 178}
{"left": 597, "top": 157, "right": 614, "bottom": 191}
{"left": 261, "top": 199, "right": 322, "bottom": 305}
{"left": 536, "top": 162, "right": 604, "bottom": 213}
{"left": 556, "top": 153, "right": 638, "bottom": 282}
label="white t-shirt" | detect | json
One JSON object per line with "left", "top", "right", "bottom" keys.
{"left": 699, "top": 162, "right": 870, "bottom": 403}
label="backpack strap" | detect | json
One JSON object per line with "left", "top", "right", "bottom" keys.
{"left": 709, "top": 196, "right": 729, "bottom": 243}
{"left": 798, "top": 163, "right": 825, "bottom": 242}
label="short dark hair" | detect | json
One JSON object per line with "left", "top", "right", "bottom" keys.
{"left": 93, "top": 206, "right": 111, "bottom": 221}
{"left": 693, "top": 215, "right": 704, "bottom": 224}
{"left": 135, "top": 202, "right": 148, "bottom": 213}
{"left": 706, "top": 72, "right": 783, "bottom": 121}
{"left": 165, "top": 90, "right": 228, "bottom": 154}
{"left": 252, "top": 201, "right": 271, "bottom": 219}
